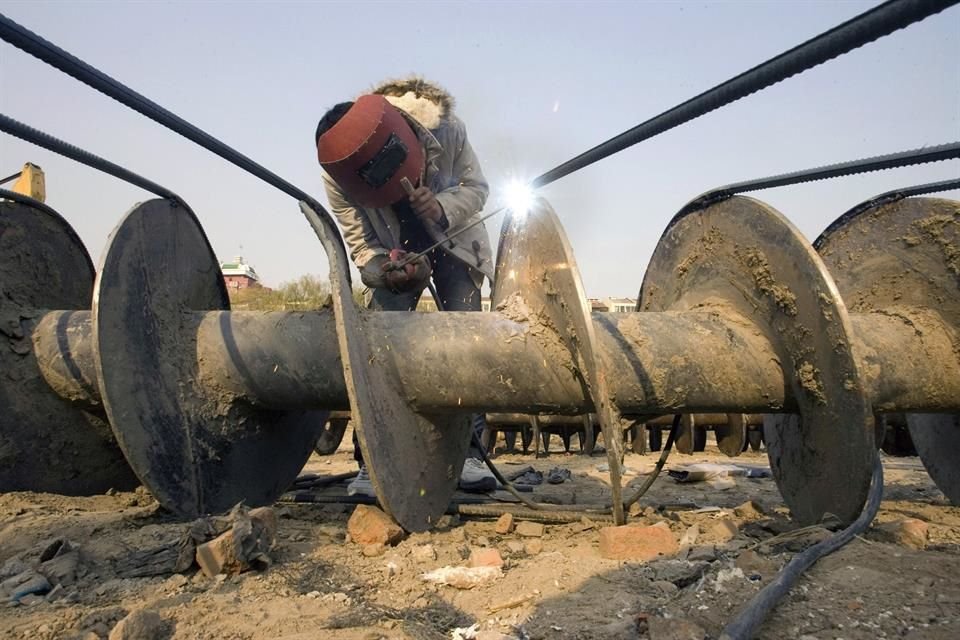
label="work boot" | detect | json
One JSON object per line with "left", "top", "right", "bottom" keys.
{"left": 347, "top": 466, "right": 375, "bottom": 497}
{"left": 459, "top": 458, "right": 499, "bottom": 493}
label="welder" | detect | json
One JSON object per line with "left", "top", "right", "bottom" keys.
{"left": 315, "top": 77, "right": 497, "bottom": 496}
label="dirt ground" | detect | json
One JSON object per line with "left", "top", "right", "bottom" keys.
{"left": 1, "top": 433, "right": 959, "bottom": 640}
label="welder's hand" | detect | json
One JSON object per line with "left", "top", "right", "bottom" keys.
{"left": 409, "top": 186, "right": 445, "bottom": 224}
{"left": 383, "top": 250, "right": 431, "bottom": 293}
{"left": 360, "top": 252, "right": 431, "bottom": 292}
{"left": 360, "top": 255, "right": 392, "bottom": 290}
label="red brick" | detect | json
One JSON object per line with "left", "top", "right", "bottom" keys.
{"left": 196, "top": 531, "right": 239, "bottom": 577}
{"left": 469, "top": 548, "right": 504, "bottom": 568}
{"left": 494, "top": 513, "right": 515, "bottom": 535}
{"left": 195, "top": 507, "right": 278, "bottom": 577}
{"left": 347, "top": 505, "right": 405, "bottom": 546}
{"left": 515, "top": 522, "right": 544, "bottom": 538}
{"left": 598, "top": 524, "right": 678, "bottom": 561}
{"left": 877, "top": 518, "right": 928, "bottom": 550}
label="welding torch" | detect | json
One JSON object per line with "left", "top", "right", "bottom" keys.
{"left": 389, "top": 176, "right": 508, "bottom": 271}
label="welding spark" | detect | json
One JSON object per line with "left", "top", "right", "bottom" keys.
{"left": 504, "top": 179, "right": 534, "bottom": 217}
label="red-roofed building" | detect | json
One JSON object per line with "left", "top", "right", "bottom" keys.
{"left": 221, "top": 256, "right": 262, "bottom": 292}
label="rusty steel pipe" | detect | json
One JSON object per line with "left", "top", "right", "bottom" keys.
{"left": 31, "top": 306, "right": 960, "bottom": 416}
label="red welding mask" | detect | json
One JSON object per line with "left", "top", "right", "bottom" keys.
{"left": 317, "top": 94, "right": 425, "bottom": 208}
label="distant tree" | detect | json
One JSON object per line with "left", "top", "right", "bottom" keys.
{"left": 230, "top": 274, "right": 369, "bottom": 311}
{"left": 230, "top": 285, "right": 282, "bottom": 311}
{"left": 277, "top": 274, "right": 330, "bottom": 310}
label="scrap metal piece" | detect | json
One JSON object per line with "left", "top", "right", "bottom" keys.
{"left": 641, "top": 196, "right": 873, "bottom": 524}
{"left": 0, "top": 196, "right": 136, "bottom": 494}
{"left": 816, "top": 197, "right": 960, "bottom": 503}
{"left": 92, "top": 199, "right": 325, "bottom": 517}
{"left": 492, "top": 197, "right": 627, "bottom": 523}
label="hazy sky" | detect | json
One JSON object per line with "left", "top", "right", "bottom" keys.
{"left": 1, "top": 1, "right": 958, "bottom": 297}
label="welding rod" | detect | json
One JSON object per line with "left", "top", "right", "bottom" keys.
{"left": 392, "top": 176, "right": 506, "bottom": 269}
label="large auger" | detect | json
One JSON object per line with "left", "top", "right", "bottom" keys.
{"left": 2, "top": 0, "right": 959, "bottom": 532}
{"left": 2, "top": 189, "right": 957, "bottom": 531}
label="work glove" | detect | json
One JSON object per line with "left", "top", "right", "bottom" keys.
{"left": 408, "top": 185, "right": 446, "bottom": 226}
{"left": 359, "top": 251, "right": 431, "bottom": 294}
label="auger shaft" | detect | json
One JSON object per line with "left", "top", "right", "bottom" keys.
{"left": 31, "top": 305, "right": 960, "bottom": 417}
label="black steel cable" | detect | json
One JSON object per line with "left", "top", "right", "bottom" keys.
{"left": 0, "top": 170, "right": 22, "bottom": 186}
{"left": 680, "top": 143, "right": 960, "bottom": 216}
{"left": 472, "top": 429, "right": 543, "bottom": 510}
{"left": 532, "top": 0, "right": 959, "bottom": 188}
{"left": 0, "top": 113, "right": 180, "bottom": 201}
{"left": 814, "top": 176, "right": 960, "bottom": 249}
{"left": 622, "top": 414, "right": 680, "bottom": 509}
{"left": 719, "top": 454, "right": 884, "bottom": 640}
{"left": 0, "top": 11, "right": 348, "bottom": 273}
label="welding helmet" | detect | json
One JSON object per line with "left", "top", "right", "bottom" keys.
{"left": 317, "top": 94, "right": 425, "bottom": 208}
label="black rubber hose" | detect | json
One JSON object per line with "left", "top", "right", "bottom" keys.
{"left": 472, "top": 429, "right": 543, "bottom": 510}
{"left": 719, "top": 454, "right": 884, "bottom": 640}
{"left": 622, "top": 414, "right": 680, "bottom": 509}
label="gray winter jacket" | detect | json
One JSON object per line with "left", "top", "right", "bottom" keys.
{"left": 321, "top": 79, "right": 494, "bottom": 287}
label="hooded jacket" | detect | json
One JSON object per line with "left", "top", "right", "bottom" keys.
{"left": 322, "top": 78, "right": 494, "bottom": 287}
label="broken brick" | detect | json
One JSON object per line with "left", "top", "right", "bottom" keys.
{"left": 876, "top": 518, "right": 928, "bottom": 550}
{"left": 469, "top": 548, "right": 504, "bottom": 568}
{"left": 598, "top": 524, "right": 678, "bottom": 561}
{"left": 515, "top": 522, "right": 544, "bottom": 538}
{"left": 347, "top": 505, "right": 405, "bottom": 546}
{"left": 494, "top": 513, "right": 515, "bottom": 535}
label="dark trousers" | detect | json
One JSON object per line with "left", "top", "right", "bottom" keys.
{"left": 353, "top": 248, "right": 487, "bottom": 465}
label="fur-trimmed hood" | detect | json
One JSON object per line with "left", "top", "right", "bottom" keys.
{"left": 369, "top": 77, "right": 454, "bottom": 131}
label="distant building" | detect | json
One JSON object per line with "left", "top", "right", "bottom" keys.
{"left": 221, "top": 256, "right": 262, "bottom": 292}
{"left": 606, "top": 297, "right": 636, "bottom": 313}
{"left": 589, "top": 298, "right": 609, "bottom": 312}
{"left": 590, "top": 297, "right": 637, "bottom": 312}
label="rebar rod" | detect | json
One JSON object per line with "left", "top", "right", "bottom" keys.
{"left": 532, "top": 0, "right": 959, "bottom": 187}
